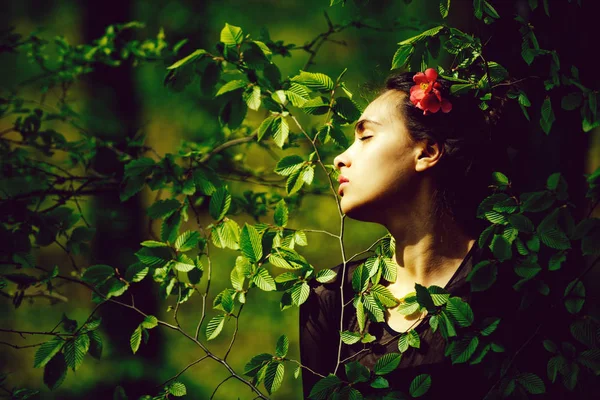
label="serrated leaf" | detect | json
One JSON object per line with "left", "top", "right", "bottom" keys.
{"left": 206, "top": 314, "right": 226, "bottom": 340}
{"left": 161, "top": 209, "right": 182, "bottom": 243}
{"left": 409, "top": 374, "right": 432, "bottom": 398}
{"left": 516, "top": 373, "right": 545, "bottom": 394}
{"left": 427, "top": 285, "right": 450, "bottom": 306}
{"left": 316, "top": 268, "right": 337, "bottom": 283}
{"left": 450, "top": 335, "right": 479, "bottom": 364}
{"left": 43, "top": 352, "right": 67, "bottom": 390}
{"left": 167, "top": 49, "right": 207, "bottom": 69}
{"left": 274, "top": 199, "right": 288, "bottom": 227}
{"left": 172, "top": 254, "right": 196, "bottom": 272}
{"left": 272, "top": 116, "right": 289, "bottom": 148}
{"left": 391, "top": 45, "right": 415, "bottom": 69}
{"left": 466, "top": 260, "right": 497, "bottom": 292}
{"left": 82, "top": 265, "right": 114, "bottom": 285}
{"left": 88, "top": 330, "right": 102, "bottom": 360}
{"left": 345, "top": 361, "right": 370, "bottom": 384}
{"left": 446, "top": 297, "right": 474, "bottom": 327}
{"left": 309, "top": 374, "right": 341, "bottom": 400}
{"left": 291, "top": 71, "right": 334, "bottom": 91}
{"left": 341, "top": 330, "right": 361, "bottom": 345}
{"left": 374, "top": 353, "right": 402, "bottom": 375}
{"left": 130, "top": 326, "right": 142, "bottom": 354}
{"left": 220, "top": 23, "right": 243, "bottom": 46}
{"left": 275, "top": 334, "right": 289, "bottom": 357}
{"left": 264, "top": 362, "right": 285, "bottom": 394}
{"left": 241, "top": 224, "right": 263, "bottom": 263}
{"left": 174, "top": 230, "right": 201, "bottom": 252}
{"left": 209, "top": 186, "right": 231, "bottom": 221}
{"left": 64, "top": 334, "right": 90, "bottom": 371}
{"left": 275, "top": 155, "right": 304, "bottom": 176}
{"left": 168, "top": 381, "right": 187, "bottom": 397}
{"left": 290, "top": 282, "right": 310, "bottom": 306}
{"left": 253, "top": 267, "right": 276, "bottom": 291}
{"left": 34, "top": 338, "right": 65, "bottom": 368}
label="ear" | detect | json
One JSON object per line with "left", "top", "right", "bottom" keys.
{"left": 415, "top": 139, "right": 443, "bottom": 172}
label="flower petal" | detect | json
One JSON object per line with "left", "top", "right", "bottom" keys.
{"left": 441, "top": 99, "right": 452, "bottom": 113}
{"left": 413, "top": 72, "right": 428, "bottom": 84}
{"left": 424, "top": 68, "right": 438, "bottom": 82}
{"left": 420, "top": 93, "right": 441, "bottom": 113}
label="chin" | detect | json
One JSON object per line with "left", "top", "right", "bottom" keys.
{"left": 341, "top": 198, "right": 380, "bottom": 223}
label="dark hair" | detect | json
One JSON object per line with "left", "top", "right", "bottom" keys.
{"left": 384, "top": 72, "right": 502, "bottom": 238}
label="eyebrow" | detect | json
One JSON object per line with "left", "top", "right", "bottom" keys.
{"left": 354, "top": 119, "right": 382, "bottom": 135}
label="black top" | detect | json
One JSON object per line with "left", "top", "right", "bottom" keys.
{"left": 299, "top": 242, "right": 525, "bottom": 399}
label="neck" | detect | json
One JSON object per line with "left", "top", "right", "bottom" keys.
{"left": 382, "top": 185, "right": 475, "bottom": 288}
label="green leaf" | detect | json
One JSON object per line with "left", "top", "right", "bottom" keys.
{"left": 398, "top": 26, "right": 444, "bottom": 45}
{"left": 275, "top": 335, "right": 289, "bottom": 357}
{"left": 490, "top": 234, "right": 512, "bottom": 261}
{"left": 216, "top": 79, "right": 247, "bottom": 96}
{"left": 161, "top": 210, "right": 182, "bottom": 243}
{"left": 345, "top": 361, "right": 370, "bottom": 384}
{"left": 168, "top": 381, "right": 187, "bottom": 397}
{"left": 174, "top": 230, "right": 201, "bottom": 252}
{"left": 409, "top": 374, "right": 432, "bottom": 398}
{"left": 258, "top": 115, "right": 275, "bottom": 141}
{"left": 167, "top": 49, "right": 207, "bottom": 70}
{"left": 141, "top": 315, "right": 158, "bottom": 329}
{"left": 264, "top": 362, "right": 285, "bottom": 394}
{"left": 124, "top": 157, "right": 154, "bottom": 179}
{"left": 253, "top": 267, "right": 276, "bottom": 291}
{"left": 352, "top": 263, "right": 370, "bottom": 293}
{"left": 43, "top": 352, "right": 67, "bottom": 390}
{"left": 439, "top": 0, "right": 451, "bottom": 18}
{"left": 206, "top": 314, "right": 226, "bottom": 340}
{"left": 334, "top": 97, "right": 361, "bottom": 123}
{"left": 244, "top": 85, "right": 262, "bottom": 111}
{"left": 309, "top": 374, "right": 341, "bottom": 400}
{"left": 363, "top": 293, "right": 384, "bottom": 322}
{"left": 540, "top": 97, "right": 555, "bottom": 135}
{"left": 391, "top": 44, "right": 415, "bottom": 69}
{"left": 240, "top": 224, "right": 263, "bottom": 263}
{"left": 316, "top": 268, "right": 337, "bottom": 283}
{"left": 220, "top": 23, "right": 243, "bottom": 46}
{"left": 82, "top": 264, "right": 114, "bottom": 285}
{"left": 130, "top": 326, "right": 142, "bottom": 354}
{"left": 209, "top": 186, "right": 231, "bottom": 221}
{"left": 34, "top": 338, "right": 65, "bottom": 368}
{"left": 272, "top": 116, "right": 289, "bottom": 148}
{"left": 516, "top": 373, "right": 545, "bottom": 394}
{"left": 427, "top": 285, "right": 450, "bottom": 306}
{"left": 450, "top": 83, "right": 475, "bottom": 95}
{"left": 274, "top": 199, "right": 288, "bottom": 227}
{"left": 396, "top": 294, "right": 420, "bottom": 315}
{"left": 135, "top": 247, "right": 171, "bottom": 268}
{"left": 508, "top": 214, "right": 534, "bottom": 233}
{"left": 446, "top": 297, "right": 474, "bottom": 327}
{"left": 374, "top": 353, "right": 402, "bottom": 376}
{"left": 450, "top": 335, "right": 479, "bottom": 364}
{"left": 483, "top": 0, "right": 500, "bottom": 18}
{"left": 356, "top": 298, "right": 366, "bottom": 332}
{"left": 407, "top": 329, "right": 421, "bottom": 349}
{"left": 371, "top": 284, "right": 399, "bottom": 307}
{"left": 140, "top": 240, "right": 169, "bottom": 248}
{"left": 63, "top": 334, "right": 90, "bottom": 371}
{"left": 341, "top": 330, "right": 362, "bottom": 345}
{"left": 481, "top": 317, "right": 501, "bottom": 336}
{"left": 370, "top": 376, "right": 389, "bottom": 389}
{"left": 290, "top": 282, "right": 310, "bottom": 306}
{"left": 415, "top": 283, "right": 436, "bottom": 312}
{"left": 87, "top": 330, "right": 102, "bottom": 360}
{"left": 275, "top": 155, "right": 305, "bottom": 176}
{"left": 539, "top": 229, "right": 570, "bottom": 250}
{"left": 244, "top": 353, "right": 273, "bottom": 377}
{"left": 564, "top": 280, "right": 585, "bottom": 314}
{"left": 466, "top": 260, "right": 497, "bottom": 292}
{"left": 291, "top": 71, "right": 334, "bottom": 91}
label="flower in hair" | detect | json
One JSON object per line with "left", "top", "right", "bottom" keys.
{"left": 409, "top": 68, "right": 452, "bottom": 115}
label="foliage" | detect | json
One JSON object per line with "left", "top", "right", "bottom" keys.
{"left": 1, "top": 1, "right": 599, "bottom": 399}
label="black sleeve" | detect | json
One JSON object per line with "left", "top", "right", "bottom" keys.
{"left": 299, "top": 279, "right": 342, "bottom": 399}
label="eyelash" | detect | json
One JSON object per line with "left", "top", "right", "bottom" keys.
{"left": 359, "top": 136, "right": 372, "bottom": 142}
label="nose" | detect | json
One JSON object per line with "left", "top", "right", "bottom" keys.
{"left": 334, "top": 150, "right": 350, "bottom": 170}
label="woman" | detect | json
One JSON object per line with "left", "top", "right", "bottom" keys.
{"left": 299, "top": 70, "right": 516, "bottom": 399}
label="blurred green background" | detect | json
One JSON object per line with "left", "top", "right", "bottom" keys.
{"left": 2, "top": 0, "right": 599, "bottom": 399}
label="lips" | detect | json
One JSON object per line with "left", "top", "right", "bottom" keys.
{"left": 338, "top": 175, "right": 349, "bottom": 196}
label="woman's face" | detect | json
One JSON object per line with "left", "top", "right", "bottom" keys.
{"left": 333, "top": 90, "right": 423, "bottom": 222}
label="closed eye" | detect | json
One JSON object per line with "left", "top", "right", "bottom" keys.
{"left": 359, "top": 136, "right": 372, "bottom": 141}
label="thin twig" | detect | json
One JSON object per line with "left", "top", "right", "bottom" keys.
{"left": 209, "top": 376, "right": 234, "bottom": 400}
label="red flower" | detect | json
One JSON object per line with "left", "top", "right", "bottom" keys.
{"left": 409, "top": 68, "right": 452, "bottom": 115}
